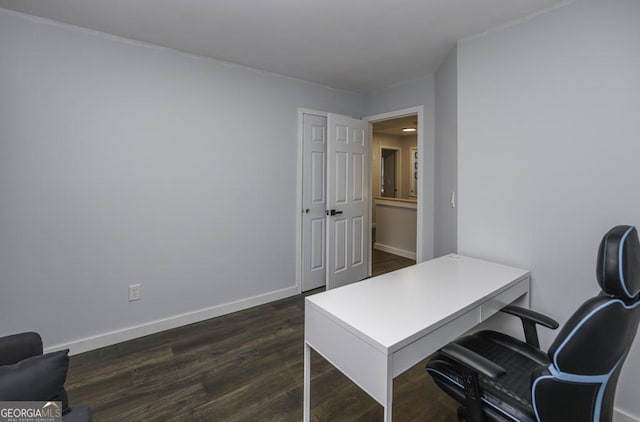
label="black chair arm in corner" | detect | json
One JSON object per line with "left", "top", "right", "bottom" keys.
{"left": 500, "top": 305, "right": 559, "bottom": 329}
{"left": 440, "top": 343, "right": 506, "bottom": 380}
{"left": 440, "top": 343, "right": 506, "bottom": 422}
{"left": 500, "top": 305, "right": 559, "bottom": 349}
{"left": 0, "top": 332, "right": 43, "bottom": 366}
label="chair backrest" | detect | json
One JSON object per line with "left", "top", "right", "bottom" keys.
{"left": 0, "top": 332, "right": 43, "bottom": 366}
{"left": 531, "top": 225, "right": 640, "bottom": 422}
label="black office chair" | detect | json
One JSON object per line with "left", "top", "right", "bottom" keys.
{"left": 426, "top": 225, "right": 640, "bottom": 422}
{"left": 0, "top": 332, "right": 92, "bottom": 422}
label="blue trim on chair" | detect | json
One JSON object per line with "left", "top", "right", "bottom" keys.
{"left": 550, "top": 360, "right": 621, "bottom": 421}
{"left": 532, "top": 359, "right": 623, "bottom": 422}
{"left": 531, "top": 374, "right": 554, "bottom": 422}
{"left": 552, "top": 299, "right": 640, "bottom": 369}
{"left": 618, "top": 226, "right": 638, "bottom": 299}
{"left": 426, "top": 367, "right": 463, "bottom": 389}
{"left": 427, "top": 368, "right": 464, "bottom": 388}
{"left": 552, "top": 300, "right": 614, "bottom": 369}
{"left": 594, "top": 359, "right": 622, "bottom": 422}
{"left": 542, "top": 297, "right": 640, "bottom": 422}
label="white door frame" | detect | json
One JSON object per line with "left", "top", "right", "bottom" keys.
{"left": 364, "top": 105, "right": 425, "bottom": 264}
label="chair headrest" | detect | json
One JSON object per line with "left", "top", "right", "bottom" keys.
{"left": 596, "top": 225, "right": 640, "bottom": 300}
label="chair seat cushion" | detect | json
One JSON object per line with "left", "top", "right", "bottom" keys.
{"left": 477, "top": 330, "right": 550, "bottom": 366}
{"left": 428, "top": 331, "right": 547, "bottom": 422}
{"left": 0, "top": 349, "right": 70, "bottom": 412}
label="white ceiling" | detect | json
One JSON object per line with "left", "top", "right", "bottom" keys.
{"left": 374, "top": 115, "right": 418, "bottom": 137}
{"left": 0, "top": 0, "right": 563, "bottom": 93}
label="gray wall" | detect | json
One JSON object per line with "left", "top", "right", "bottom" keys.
{"left": 0, "top": 9, "right": 363, "bottom": 352}
{"left": 364, "top": 77, "right": 436, "bottom": 260}
{"left": 374, "top": 203, "right": 417, "bottom": 257}
{"left": 434, "top": 46, "right": 458, "bottom": 257}
{"left": 457, "top": 0, "right": 640, "bottom": 418}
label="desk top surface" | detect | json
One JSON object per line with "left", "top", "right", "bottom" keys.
{"left": 305, "top": 255, "right": 529, "bottom": 352}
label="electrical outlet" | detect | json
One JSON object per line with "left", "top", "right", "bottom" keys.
{"left": 128, "top": 284, "right": 141, "bottom": 302}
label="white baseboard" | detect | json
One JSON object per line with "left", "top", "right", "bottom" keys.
{"left": 374, "top": 242, "right": 416, "bottom": 260}
{"left": 46, "top": 285, "right": 299, "bottom": 355}
{"left": 615, "top": 408, "right": 640, "bottom": 422}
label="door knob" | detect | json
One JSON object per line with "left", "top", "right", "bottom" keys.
{"left": 327, "top": 209, "right": 343, "bottom": 216}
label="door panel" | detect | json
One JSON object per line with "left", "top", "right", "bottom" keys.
{"left": 310, "top": 218, "right": 325, "bottom": 271}
{"left": 311, "top": 152, "right": 325, "bottom": 203}
{"left": 336, "top": 125, "right": 348, "bottom": 144}
{"left": 327, "top": 114, "right": 370, "bottom": 289}
{"left": 352, "top": 152, "right": 364, "bottom": 201}
{"left": 352, "top": 216, "right": 363, "bottom": 265}
{"left": 335, "top": 152, "right": 348, "bottom": 204}
{"left": 302, "top": 114, "right": 327, "bottom": 292}
{"left": 352, "top": 126, "right": 365, "bottom": 146}
{"left": 334, "top": 218, "right": 347, "bottom": 272}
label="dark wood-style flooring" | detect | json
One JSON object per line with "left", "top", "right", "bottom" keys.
{"left": 370, "top": 248, "right": 415, "bottom": 277}
{"left": 65, "top": 250, "right": 457, "bottom": 421}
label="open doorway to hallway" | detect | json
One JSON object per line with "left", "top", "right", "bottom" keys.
{"left": 371, "top": 114, "right": 418, "bottom": 271}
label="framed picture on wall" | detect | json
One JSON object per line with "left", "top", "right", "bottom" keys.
{"left": 410, "top": 148, "right": 417, "bottom": 197}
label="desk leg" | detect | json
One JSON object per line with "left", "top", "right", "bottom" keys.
{"left": 303, "top": 341, "right": 311, "bottom": 422}
{"left": 384, "top": 360, "right": 393, "bottom": 422}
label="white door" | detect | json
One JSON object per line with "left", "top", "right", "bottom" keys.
{"left": 301, "top": 114, "right": 327, "bottom": 292}
{"left": 326, "top": 113, "right": 370, "bottom": 289}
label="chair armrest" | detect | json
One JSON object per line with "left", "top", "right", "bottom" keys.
{"left": 500, "top": 305, "right": 559, "bottom": 329}
{"left": 500, "top": 305, "right": 559, "bottom": 349}
{"left": 440, "top": 343, "right": 505, "bottom": 422}
{"left": 440, "top": 343, "right": 506, "bottom": 380}
{"left": 0, "top": 332, "right": 43, "bottom": 366}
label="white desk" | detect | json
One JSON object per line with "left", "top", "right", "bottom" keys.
{"left": 303, "top": 255, "right": 530, "bottom": 421}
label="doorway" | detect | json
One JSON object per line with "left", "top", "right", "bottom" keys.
{"left": 372, "top": 116, "right": 417, "bottom": 262}
{"left": 365, "top": 107, "right": 424, "bottom": 271}
{"left": 296, "top": 106, "right": 425, "bottom": 293}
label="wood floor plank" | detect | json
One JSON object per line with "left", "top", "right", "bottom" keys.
{"left": 67, "top": 344, "right": 174, "bottom": 390}
{"left": 66, "top": 250, "right": 457, "bottom": 421}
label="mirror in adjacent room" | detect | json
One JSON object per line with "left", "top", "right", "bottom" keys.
{"left": 381, "top": 148, "right": 398, "bottom": 198}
